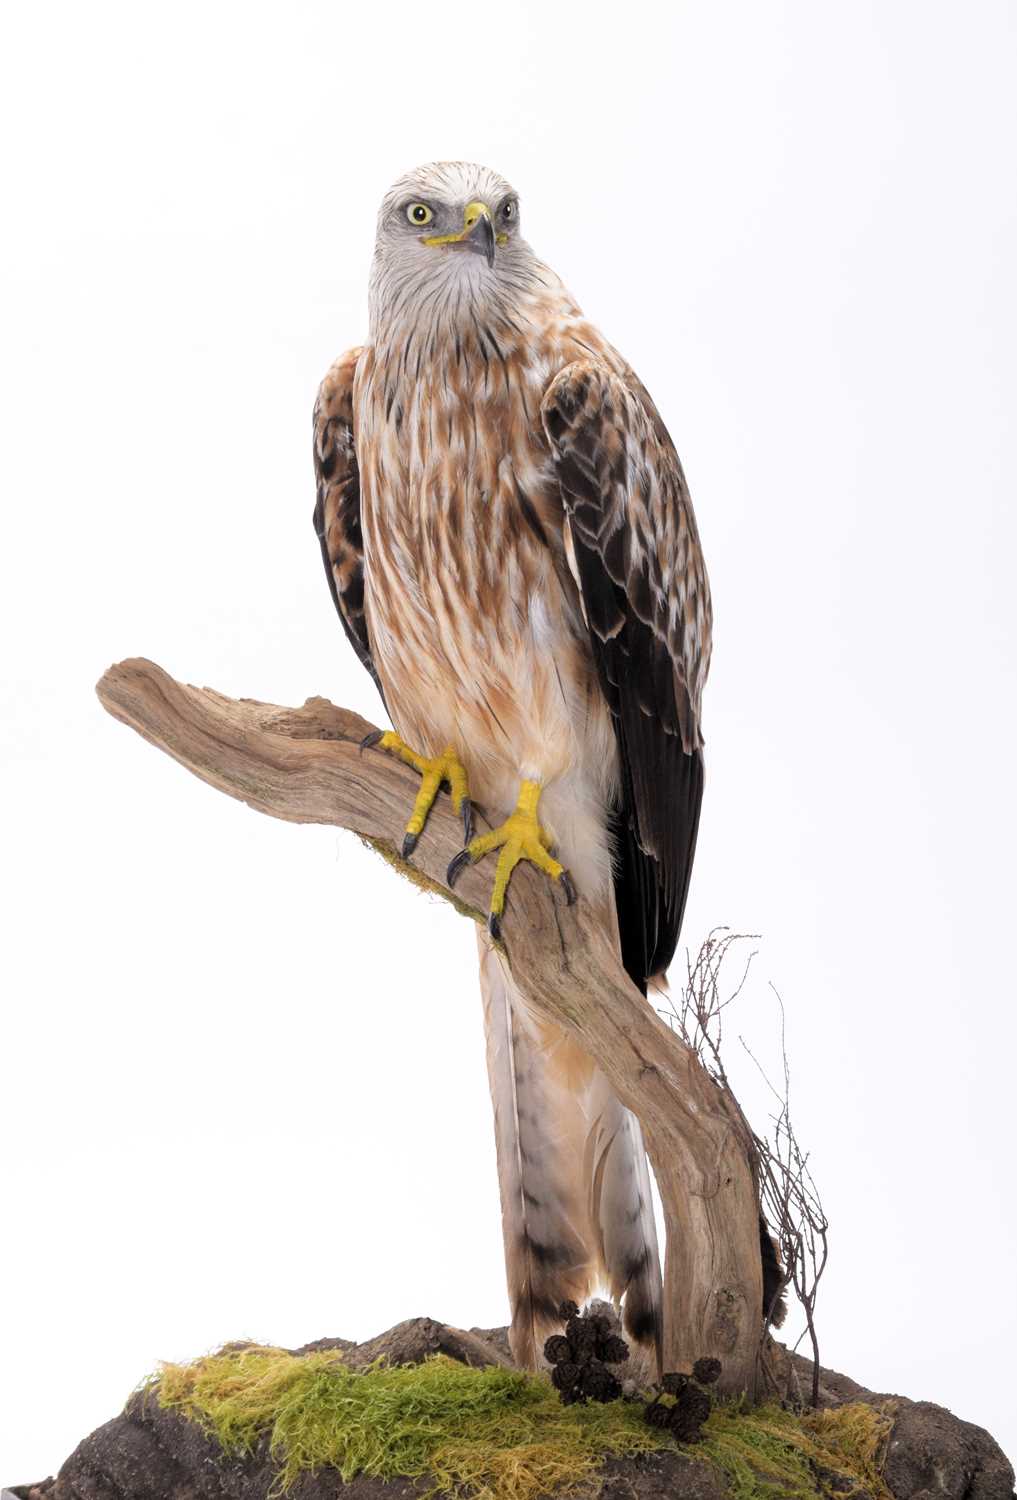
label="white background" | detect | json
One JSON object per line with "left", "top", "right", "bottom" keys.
{"left": 2, "top": 0, "right": 1015, "bottom": 1482}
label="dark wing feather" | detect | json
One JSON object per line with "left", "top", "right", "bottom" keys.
{"left": 542, "top": 360, "right": 712, "bottom": 985}
{"left": 312, "top": 348, "right": 386, "bottom": 705}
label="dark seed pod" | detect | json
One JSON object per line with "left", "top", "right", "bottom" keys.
{"left": 566, "top": 1315, "right": 596, "bottom": 1359}
{"left": 550, "top": 1304, "right": 628, "bottom": 1405}
{"left": 543, "top": 1334, "right": 571, "bottom": 1365}
{"left": 551, "top": 1360, "right": 581, "bottom": 1393}
{"left": 674, "top": 1384, "right": 712, "bottom": 1428}
{"left": 691, "top": 1356, "right": 722, "bottom": 1386}
{"left": 661, "top": 1371, "right": 689, "bottom": 1396}
{"left": 580, "top": 1362, "right": 622, "bottom": 1403}
{"left": 600, "top": 1334, "right": 630, "bottom": 1365}
{"left": 644, "top": 1399, "right": 672, "bottom": 1428}
{"left": 670, "top": 1406, "right": 707, "bottom": 1442}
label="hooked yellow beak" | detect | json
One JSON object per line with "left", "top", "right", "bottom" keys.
{"left": 423, "top": 201, "right": 499, "bottom": 267}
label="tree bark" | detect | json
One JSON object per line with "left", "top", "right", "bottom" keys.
{"left": 95, "top": 657, "right": 764, "bottom": 1395}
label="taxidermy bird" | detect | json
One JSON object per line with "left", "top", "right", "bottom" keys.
{"left": 313, "top": 162, "right": 713, "bottom": 1372}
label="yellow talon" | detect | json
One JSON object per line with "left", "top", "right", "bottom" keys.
{"left": 361, "top": 730, "right": 472, "bottom": 856}
{"left": 446, "top": 779, "right": 577, "bottom": 939}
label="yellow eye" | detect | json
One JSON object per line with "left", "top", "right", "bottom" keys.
{"left": 406, "top": 202, "right": 434, "bottom": 226}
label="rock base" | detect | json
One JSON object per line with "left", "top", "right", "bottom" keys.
{"left": 7, "top": 1317, "right": 1014, "bottom": 1500}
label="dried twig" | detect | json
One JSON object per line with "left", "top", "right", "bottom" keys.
{"left": 659, "top": 929, "right": 830, "bottom": 1406}
{"left": 742, "top": 989, "right": 830, "bottom": 1408}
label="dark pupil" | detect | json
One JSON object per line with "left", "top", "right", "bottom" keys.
{"left": 414, "top": 206, "right": 426, "bottom": 221}
{"left": 504, "top": 203, "right": 513, "bottom": 218}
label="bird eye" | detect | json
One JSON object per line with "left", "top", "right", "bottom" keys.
{"left": 502, "top": 200, "right": 516, "bottom": 222}
{"left": 406, "top": 202, "right": 434, "bottom": 226}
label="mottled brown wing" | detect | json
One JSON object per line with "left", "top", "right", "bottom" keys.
{"left": 541, "top": 359, "right": 712, "bottom": 983}
{"left": 312, "top": 348, "right": 385, "bottom": 704}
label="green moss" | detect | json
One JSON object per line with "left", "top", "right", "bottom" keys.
{"left": 148, "top": 1345, "right": 895, "bottom": 1500}
{"left": 698, "top": 1399, "right": 895, "bottom": 1499}
{"left": 151, "top": 1345, "right": 671, "bottom": 1500}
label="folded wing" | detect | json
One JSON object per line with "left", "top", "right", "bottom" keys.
{"left": 541, "top": 359, "right": 712, "bottom": 984}
{"left": 312, "top": 347, "right": 386, "bottom": 705}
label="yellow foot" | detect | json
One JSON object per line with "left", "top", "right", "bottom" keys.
{"left": 446, "top": 779, "right": 577, "bottom": 940}
{"left": 360, "top": 730, "right": 472, "bottom": 857}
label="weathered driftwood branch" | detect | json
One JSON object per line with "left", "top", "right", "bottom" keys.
{"left": 96, "top": 658, "right": 764, "bottom": 1394}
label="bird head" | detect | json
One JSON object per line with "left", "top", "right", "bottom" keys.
{"left": 368, "top": 161, "right": 534, "bottom": 337}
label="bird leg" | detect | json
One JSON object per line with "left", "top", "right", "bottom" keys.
{"left": 360, "top": 731, "right": 472, "bottom": 857}
{"left": 446, "top": 779, "right": 577, "bottom": 940}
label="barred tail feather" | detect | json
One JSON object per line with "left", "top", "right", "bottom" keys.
{"left": 479, "top": 935, "right": 596, "bottom": 1369}
{"left": 479, "top": 933, "right": 663, "bottom": 1373}
{"left": 585, "top": 1070, "right": 663, "bottom": 1371}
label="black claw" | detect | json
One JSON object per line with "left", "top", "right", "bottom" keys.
{"left": 446, "top": 848, "right": 473, "bottom": 888}
{"left": 461, "top": 799, "right": 475, "bottom": 846}
{"left": 559, "top": 870, "right": 578, "bottom": 907}
{"left": 359, "top": 730, "right": 384, "bottom": 755}
{"left": 488, "top": 912, "right": 502, "bottom": 941}
{"left": 401, "top": 832, "right": 418, "bottom": 858}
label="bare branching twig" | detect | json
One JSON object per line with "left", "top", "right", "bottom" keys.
{"left": 659, "top": 929, "right": 830, "bottom": 1407}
